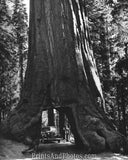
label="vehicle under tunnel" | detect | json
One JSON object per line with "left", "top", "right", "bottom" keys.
{"left": 21, "top": 105, "right": 88, "bottom": 154}
{"left": 41, "top": 108, "right": 75, "bottom": 144}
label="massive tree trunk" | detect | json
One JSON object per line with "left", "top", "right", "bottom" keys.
{"left": 1, "top": 0, "right": 128, "bottom": 153}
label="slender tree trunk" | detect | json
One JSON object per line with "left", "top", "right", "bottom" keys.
{"left": 19, "top": 48, "right": 24, "bottom": 92}
{"left": 0, "top": 110, "right": 1, "bottom": 123}
{"left": 121, "top": 82, "right": 126, "bottom": 136}
{"left": 100, "top": 21, "right": 110, "bottom": 91}
{"left": 1, "top": 0, "right": 128, "bottom": 153}
{"left": 2, "top": 111, "right": 5, "bottom": 120}
{"left": 117, "top": 83, "right": 121, "bottom": 130}
{"left": 48, "top": 109, "right": 55, "bottom": 126}
{"left": 59, "top": 110, "right": 65, "bottom": 139}
{"left": 17, "top": 34, "right": 24, "bottom": 95}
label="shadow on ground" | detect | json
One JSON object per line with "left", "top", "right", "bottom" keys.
{"left": 0, "top": 138, "right": 128, "bottom": 160}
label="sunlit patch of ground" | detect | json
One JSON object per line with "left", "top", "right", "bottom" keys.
{"left": 0, "top": 138, "right": 128, "bottom": 160}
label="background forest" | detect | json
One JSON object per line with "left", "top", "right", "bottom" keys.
{"left": 0, "top": 0, "right": 128, "bottom": 137}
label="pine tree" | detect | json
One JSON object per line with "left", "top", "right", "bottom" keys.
{"left": 0, "top": 0, "right": 28, "bottom": 122}
{"left": 87, "top": 0, "right": 128, "bottom": 135}
{"left": 0, "top": 0, "right": 14, "bottom": 121}
{"left": 11, "top": 0, "right": 28, "bottom": 94}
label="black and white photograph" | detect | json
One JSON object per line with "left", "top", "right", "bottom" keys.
{"left": 0, "top": 0, "right": 128, "bottom": 159}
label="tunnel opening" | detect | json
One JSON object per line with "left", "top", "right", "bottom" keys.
{"left": 41, "top": 108, "right": 75, "bottom": 145}
{"left": 28, "top": 106, "right": 87, "bottom": 154}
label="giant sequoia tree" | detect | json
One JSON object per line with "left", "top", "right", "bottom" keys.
{"left": 2, "top": 0, "right": 128, "bottom": 153}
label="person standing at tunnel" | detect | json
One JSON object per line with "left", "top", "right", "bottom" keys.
{"left": 65, "top": 126, "right": 70, "bottom": 142}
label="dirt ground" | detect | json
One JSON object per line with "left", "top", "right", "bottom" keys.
{"left": 0, "top": 138, "right": 128, "bottom": 160}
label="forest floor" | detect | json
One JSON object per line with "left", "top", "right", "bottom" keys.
{"left": 0, "top": 137, "right": 128, "bottom": 160}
